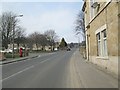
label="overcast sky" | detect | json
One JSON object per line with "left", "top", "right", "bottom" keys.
{"left": 2, "top": 1, "right": 84, "bottom": 43}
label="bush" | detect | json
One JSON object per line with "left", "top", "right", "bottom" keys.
{"left": 5, "top": 53, "right": 20, "bottom": 58}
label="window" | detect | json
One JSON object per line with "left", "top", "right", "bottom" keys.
{"left": 95, "top": 2, "right": 100, "bottom": 14}
{"left": 96, "top": 33, "right": 101, "bottom": 56}
{"left": 96, "top": 29, "right": 108, "bottom": 57}
{"left": 85, "top": 11, "right": 87, "bottom": 27}
{"left": 102, "top": 30, "right": 108, "bottom": 56}
{"left": 90, "top": 0, "right": 95, "bottom": 20}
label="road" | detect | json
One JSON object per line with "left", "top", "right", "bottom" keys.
{"left": 2, "top": 48, "right": 118, "bottom": 88}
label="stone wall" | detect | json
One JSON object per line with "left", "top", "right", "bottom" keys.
{"left": 88, "top": 2, "right": 119, "bottom": 56}
{"left": 84, "top": 2, "right": 119, "bottom": 76}
{"left": 0, "top": 52, "right": 6, "bottom": 61}
{"left": 89, "top": 56, "right": 118, "bottom": 77}
{"left": 80, "top": 46, "right": 86, "bottom": 59}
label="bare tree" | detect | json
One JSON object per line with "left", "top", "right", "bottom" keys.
{"left": 27, "top": 31, "right": 49, "bottom": 51}
{"left": 39, "top": 34, "right": 48, "bottom": 51}
{"left": 14, "top": 26, "right": 26, "bottom": 52}
{"left": 0, "top": 29, "right": 2, "bottom": 50}
{"left": 28, "top": 32, "right": 40, "bottom": 51}
{"left": 0, "top": 12, "right": 19, "bottom": 49}
{"left": 27, "top": 36, "right": 33, "bottom": 51}
{"left": 27, "top": 30, "right": 59, "bottom": 51}
{"left": 44, "top": 30, "right": 58, "bottom": 51}
{"left": 75, "top": 11, "right": 85, "bottom": 42}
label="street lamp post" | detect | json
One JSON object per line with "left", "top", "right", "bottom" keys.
{"left": 12, "top": 15, "right": 23, "bottom": 58}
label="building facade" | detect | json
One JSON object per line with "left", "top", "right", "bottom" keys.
{"left": 82, "top": 0, "right": 120, "bottom": 76}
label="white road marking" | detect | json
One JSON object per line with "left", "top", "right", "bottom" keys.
{"left": 40, "top": 59, "right": 50, "bottom": 63}
{"left": 49, "top": 53, "right": 55, "bottom": 55}
{"left": 38, "top": 55, "right": 41, "bottom": 57}
{"left": 1, "top": 65, "right": 34, "bottom": 81}
{"left": 1, "top": 53, "right": 57, "bottom": 81}
{"left": 2, "top": 58, "right": 51, "bottom": 82}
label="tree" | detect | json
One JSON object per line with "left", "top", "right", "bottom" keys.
{"left": 14, "top": 26, "right": 26, "bottom": 52}
{"left": 69, "top": 42, "right": 74, "bottom": 48}
{"left": 0, "top": 12, "right": 19, "bottom": 49}
{"left": 75, "top": 11, "right": 85, "bottom": 43}
{"left": 27, "top": 30, "right": 59, "bottom": 51}
{"left": 38, "top": 34, "right": 48, "bottom": 51}
{"left": 59, "top": 38, "right": 67, "bottom": 49}
{"left": 28, "top": 32, "right": 40, "bottom": 51}
{"left": 0, "top": 28, "right": 2, "bottom": 50}
{"left": 27, "top": 36, "right": 33, "bottom": 51}
{"left": 44, "top": 30, "right": 58, "bottom": 51}
{"left": 27, "top": 31, "right": 49, "bottom": 51}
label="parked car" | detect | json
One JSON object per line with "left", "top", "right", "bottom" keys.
{"left": 54, "top": 48, "right": 58, "bottom": 51}
{"left": 5, "top": 49, "right": 13, "bottom": 53}
{"left": 0, "top": 50, "right": 6, "bottom": 53}
{"left": 67, "top": 48, "right": 71, "bottom": 51}
{"left": 0, "top": 49, "right": 13, "bottom": 53}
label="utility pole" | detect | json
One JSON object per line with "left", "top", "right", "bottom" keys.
{"left": 0, "top": 29, "right": 2, "bottom": 50}
{"left": 12, "top": 22, "right": 15, "bottom": 58}
{"left": 12, "top": 15, "right": 23, "bottom": 58}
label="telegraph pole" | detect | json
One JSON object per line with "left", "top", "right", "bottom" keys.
{"left": 12, "top": 15, "right": 23, "bottom": 58}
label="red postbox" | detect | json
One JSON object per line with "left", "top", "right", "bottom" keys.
{"left": 19, "top": 48, "right": 23, "bottom": 57}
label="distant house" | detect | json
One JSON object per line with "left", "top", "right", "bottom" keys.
{"left": 32, "top": 42, "right": 60, "bottom": 51}
{"left": 8, "top": 43, "right": 26, "bottom": 50}
{"left": 32, "top": 44, "right": 42, "bottom": 51}
{"left": 82, "top": 0, "right": 120, "bottom": 76}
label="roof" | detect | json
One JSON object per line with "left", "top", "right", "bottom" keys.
{"left": 82, "top": 1, "right": 86, "bottom": 12}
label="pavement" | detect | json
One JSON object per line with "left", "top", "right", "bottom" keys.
{"left": 1, "top": 48, "right": 119, "bottom": 88}
{"left": 68, "top": 49, "right": 118, "bottom": 88}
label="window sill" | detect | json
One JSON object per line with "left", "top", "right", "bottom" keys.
{"left": 96, "top": 56, "right": 109, "bottom": 60}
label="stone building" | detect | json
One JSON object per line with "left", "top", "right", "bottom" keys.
{"left": 82, "top": 0, "right": 120, "bottom": 76}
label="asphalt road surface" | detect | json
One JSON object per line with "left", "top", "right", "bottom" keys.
{"left": 2, "top": 48, "right": 118, "bottom": 88}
